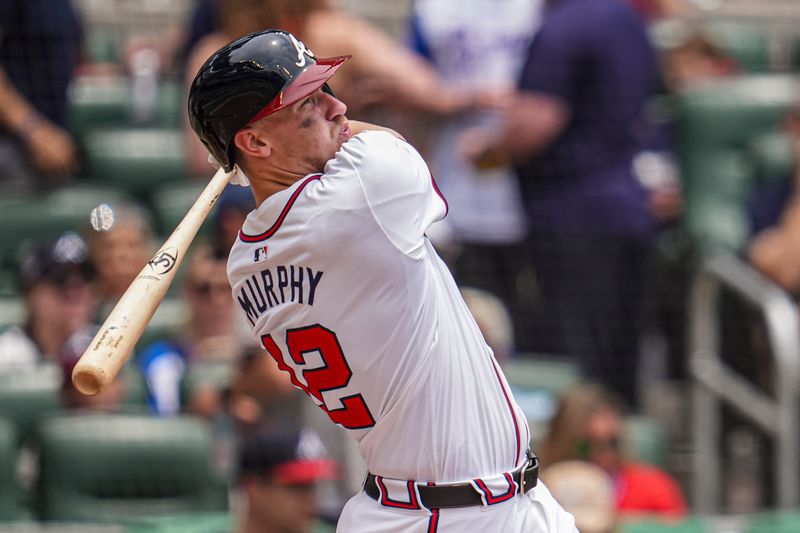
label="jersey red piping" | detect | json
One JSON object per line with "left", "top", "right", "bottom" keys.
{"left": 238, "top": 174, "right": 322, "bottom": 243}
{"left": 430, "top": 173, "right": 448, "bottom": 216}
{"left": 426, "top": 482, "right": 439, "bottom": 533}
{"left": 490, "top": 358, "right": 521, "bottom": 467}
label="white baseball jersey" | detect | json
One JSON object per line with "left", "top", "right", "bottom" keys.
{"left": 228, "top": 131, "right": 575, "bottom": 531}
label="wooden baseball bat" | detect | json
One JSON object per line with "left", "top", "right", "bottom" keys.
{"left": 72, "top": 167, "right": 234, "bottom": 395}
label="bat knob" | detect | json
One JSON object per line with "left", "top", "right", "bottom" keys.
{"left": 72, "top": 368, "right": 103, "bottom": 396}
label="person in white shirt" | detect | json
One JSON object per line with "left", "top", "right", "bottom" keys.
{"left": 188, "top": 29, "right": 576, "bottom": 532}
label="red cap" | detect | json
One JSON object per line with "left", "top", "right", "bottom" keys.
{"left": 270, "top": 458, "right": 338, "bottom": 484}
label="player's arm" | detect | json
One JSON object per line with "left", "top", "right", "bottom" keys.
{"left": 312, "top": 11, "right": 478, "bottom": 116}
{"left": 347, "top": 120, "right": 405, "bottom": 141}
{"left": 327, "top": 131, "right": 447, "bottom": 257}
{"left": 466, "top": 93, "right": 569, "bottom": 167}
{"left": 463, "top": 16, "right": 573, "bottom": 167}
{"left": 0, "top": 67, "right": 78, "bottom": 175}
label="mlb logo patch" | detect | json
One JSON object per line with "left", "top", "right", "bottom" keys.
{"left": 253, "top": 245, "right": 268, "bottom": 263}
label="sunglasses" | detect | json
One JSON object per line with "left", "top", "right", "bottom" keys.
{"left": 189, "top": 281, "right": 230, "bottom": 297}
{"left": 574, "top": 436, "right": 620, "bottom": 458}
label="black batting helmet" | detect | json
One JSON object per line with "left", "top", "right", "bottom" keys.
{"left": 188, "top": 30, "right": 349, "bottom": 172}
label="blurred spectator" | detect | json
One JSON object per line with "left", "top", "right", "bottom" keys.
{"left": 183, "top": 0, "right": 492, "bottom": 178}
{"left": 138, "top": 243, "right": 245, "bottom": 415}
{"left": 58, "top": 325, "right": 126, "bottom": 411}
{"left": 658, "top": 26, "right": 738, "bottom": 93}
{"left": 85, "top": 202, "right": 156, "bottom": 318}
{"left": 626, "top": 0, "right": 690, "bottom": 22}
{"left": 460, "top": 287, "right": 515, "bottom": 365}
{"left": 0, "top": 0, "right": 82, "bottom": 190}
{"left": 747, "top": 105, "right": 800, "bottom": 293}
{"left": 539, "top": 460, "right": 617, "bottom": 533}
{"left": 190, "top": 343, "right": 304, "bottom": 431}
{"left": 409, "top": 0, "right": 541, "bottom": 350}
{"left": 234, "top": 426, "right": 337, "bottom": 533}
{"left": 466, "top": 0, "right": 661, "bottom": 406}
{"left": 0, "top": 232, "right": 95, "bottom": 374}
{"left": 538, "top": 384, "right": 687, "bottom": 519}
{"left": 213, "top": 185, "right": 257, "bottom": 257}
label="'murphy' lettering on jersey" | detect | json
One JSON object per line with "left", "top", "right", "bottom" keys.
{"left": 237, "top": 264, "right": 323, "bottom": 325}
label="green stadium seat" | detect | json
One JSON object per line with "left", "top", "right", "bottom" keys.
{"left": 121, "top": 512, "right": 232, "bottom": 533}
{"left": 0, "top": 185, "right": 131, "bottom": 271}
{"left": 503, "top": 357, "right": 582, "bottom": 396}
{"left": 0, "top": 299, "right": 24, "bottom": 330}
{"left": 621, "top": 517, "right": 710, "bottom": 533}
{"left": 675, "top": 74, "right": 798, "bottom": 251}
{"left": 0, "top": 269, "right": 19, "bottom": 298}
{"left": 133, "top": 298, "right": 187, "bottom": 356}
{"left": 180, "top": 361, "right": 236, "bottom": 408}
{"left": 705, "top": 20, "right": 771, "bottom": 73}
{"left": 84, "top": 129, "right": 188, "bottom": 200}
{"left": 0, "top": 523, "right": 124, "bottom": 532}
{"left": 121, "top": 512, "right": 336, "bottom": 533}
{"left": 746, "top": 511, "right": 800, "bottom": 533}
{"left": 0, "top": 365, "right": 62, "bottom": 447}
{"left": 625, "top": 415, "right": 668, "bottom": 469}
{"left": 69, "top": 78, "right": 183, "bottom": 140}
{"left": 747, "top": 132, "right": 794, "bottom": 182}
{"left": 0, "top": 417, "right": 22, "bottom": 521}
{"left": 149, "top": 180, "right": 212, "bottom": 237}
{"left": 36, "top": 414, "right": 228, "bottom": 522}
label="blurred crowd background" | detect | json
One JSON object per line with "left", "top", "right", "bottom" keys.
{"left": 1, "top": 0, "right": 800, "bottom": 531}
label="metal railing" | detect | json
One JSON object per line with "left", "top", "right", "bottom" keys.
{"left": 690, "top": 252, "right": 800, "bottom": 512}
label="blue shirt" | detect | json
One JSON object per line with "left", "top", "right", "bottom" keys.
{"left": 0, "top": 0, "right": 82, "bottom": 128}
{"left": 139, "top": 340, "right": 187, "bottom": 416}
{"left": 516, "top": 0, "right": 657, "bottom": 235}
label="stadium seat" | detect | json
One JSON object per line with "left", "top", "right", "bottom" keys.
{"left": 133, "top": 298, "right": 187, "bottom": 356}
{"left": 83, "top": 129, "right": 188, "bottom": 200}
{"left": 503, "top": 356, "right": 582, "bottom": 396}
{"left": 69, "top": 77, "right": 183, "bottom": 139}
{"left": 625, "top": 415, "right": 668, "bottom": 469}
{"left": 36, "top": 414, "right": 228, "bottom": 522}
{"left": 180, "top": 361, "right": 236, "bottom": 405}
{"left": 745, "top": 511, "right": 800, "bottom": 533}
{"left": 0, "top": 365, "right": 62, "bottom": 447}
{"left": 675, "top": 74, "right": 798, "bottom": 251}
{"left": 0, "top": 417, "right": 22, "bottom": 521}
{"left": 747, "top": 132, "right": 794, "bottom": 183}
{"left": 0, "top": 185, "right": 131, "bottom": 272}
{"left": 620, "top": 517, "right": 709, "bottom": 533}
{"left": 0, "top": 299, "right": 24, "bottom": 330}
{"left": 0, "top": 523, "right": 124, "bottom": 532}
{"left": 120, "top": 512, "right": 232, "bottom": 533}
{"left": 149, "top": 180, "right": 212, "bottom": 237}
{"left": 705, "top": 20, "right": 771, "bottom": 73}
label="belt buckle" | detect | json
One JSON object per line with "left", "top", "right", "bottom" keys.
{"left": 519, "top": 459, "right": 529, "bottom": 494}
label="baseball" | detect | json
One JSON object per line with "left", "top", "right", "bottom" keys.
{"left": 90, "top": 204, "right": 115, "bottom": 231}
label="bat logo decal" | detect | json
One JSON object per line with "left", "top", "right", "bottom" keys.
{"left": 147, "top": 248, "right": 178, "bottom": 275}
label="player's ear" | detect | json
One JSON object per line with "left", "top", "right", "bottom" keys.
{"left": 233, "top": 127, "right": 272, "bottom": 160}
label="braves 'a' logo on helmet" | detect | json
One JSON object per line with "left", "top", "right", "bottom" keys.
{"left": 289, "top": 34, "right": 314, "bottom": 67}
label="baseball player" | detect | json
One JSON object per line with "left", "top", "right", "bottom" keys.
{"left": 188, "top": 30, "right": 576, "bottom": 532}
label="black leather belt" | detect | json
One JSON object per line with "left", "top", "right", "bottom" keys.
{"left": 363, "top": 453, "right": 539, "bottom": 509}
